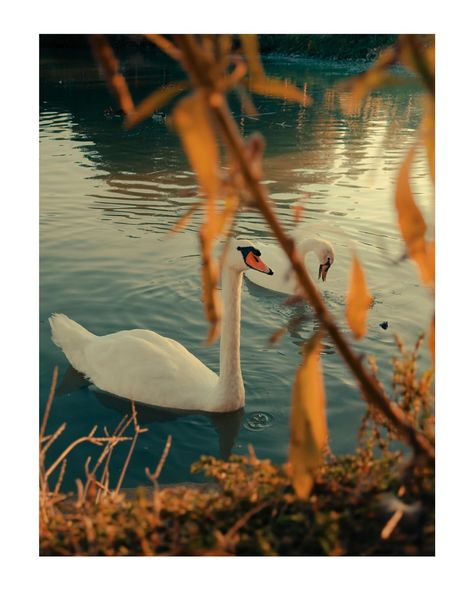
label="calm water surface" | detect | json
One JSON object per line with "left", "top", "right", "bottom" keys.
{"left": 40, "top": 51, "right": 433, "bottom": 488}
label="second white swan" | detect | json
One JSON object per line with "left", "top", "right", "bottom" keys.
{"left": 246, "top": 230, "right": 335, "bottom": 295}
{"left": 49, "top": 240, "right": 273, "bottom": 413}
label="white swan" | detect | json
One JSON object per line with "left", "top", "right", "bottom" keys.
{"left": 49, "top": 240, "right": 273, "bottom": 413}
{"left": 246, "top": 232, "right": 335, "bottom": 295}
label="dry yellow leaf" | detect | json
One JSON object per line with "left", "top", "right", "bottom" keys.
{"left": 168, "top": 201, "right": 202, "bottom": 235}
{"left": 125, "top": 82, "right": 188, "bottom": 129}
{"left": 173, "top": 92, "right": 220, "bottom": 199}
{"left": 239, "top": 34, "right": 265, "bottom": 79}
{"left": 421, "top": 97, "right": 435, "bottom": 183}
{"left": 395, "top": 146, "right": 434, "bottom": 287}
{"left": 346, "top": 255, "right": 372, "bottom": 340}
{"left": 429, "top": 315, "right": 435, "bottom": 367}
{"left": 249, "top": 77, "right": 311, "bottom": 105}
{"left": 240, "top": 35, "right": 311, "bottom": 106}
{"left": 289, "top": 339, "right": 328, "bottom": 499}
{"left": 173, "top": 92, "right": 223, "bottom": 342}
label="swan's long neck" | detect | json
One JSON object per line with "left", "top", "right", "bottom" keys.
{"left": 216, "top": 266, "right": 244, "bottom": 409}
{"left": 298, "top": 237, "right": 323, "bottom": 257}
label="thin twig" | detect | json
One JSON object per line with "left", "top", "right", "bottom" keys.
{"left": 40, "top": 422, "right": 67, "bottom": 457}
{"left": 175, "top": 35, "right": 434, "bottom": 464}
{"left": 145, "top": 435, "right": 172, "bottom": 487}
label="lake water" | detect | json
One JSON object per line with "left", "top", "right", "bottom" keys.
{"left": 40, "top": 48, "right": 434, "bottom": 489}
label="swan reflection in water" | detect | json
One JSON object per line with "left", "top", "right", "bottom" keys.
{"left": 56, "top": 364, "right": 245, "bottom": 460}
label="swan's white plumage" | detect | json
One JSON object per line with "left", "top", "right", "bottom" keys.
{"left": 49, "top": 240, "right": 272, "bottom": 413}
{"left": 51, "top": 319, "right": 219, "bottom": 410}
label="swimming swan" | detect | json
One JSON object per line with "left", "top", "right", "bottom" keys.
{"left": 49, "top": 240, "right": 273, "bottom": 413}
{"left": 246, "top": 234, "right": 335, "bottom": 295}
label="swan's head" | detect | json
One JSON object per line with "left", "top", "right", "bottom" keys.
{"left": 317, "top": 240, "right": 335, "bottom": 282}
{"left": 227, "top": 239, "right": 274, "bottom": 275}
{"left": 298, "top": 237, "right": 335, "bottom": 282}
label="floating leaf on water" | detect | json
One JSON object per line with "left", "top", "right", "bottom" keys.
{"left": 125, "top": 82, "right": 188, "bottom": 129}
{"left": 346, "top": 255, "right": 372, "bottom": 340}
{"left": 289, "top": 337, "right": 328, "bottom": 499}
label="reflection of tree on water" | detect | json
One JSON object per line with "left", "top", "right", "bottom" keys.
{"left": 41, "top": 49, "right": 426, "bottom": 240}
{"left": 56, "top": 364, "right": 244, "bottom": 460}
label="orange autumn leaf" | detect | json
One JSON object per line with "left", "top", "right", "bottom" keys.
{"left": 338, "top": 46, "right": 397, "bottom": 116}
{"left": 346, "top": 255, "right": 372, "bottom": 339}
{"left": 173, "top": 92, "right": 223, "bottom": 342}
{"left": 125, "top": 82, "right": 188, "bottom": 129}
{"left": 89, "top": 35, "right": 135, "bottom": 116}
{"left": 429, "top": 315, "right": 435, "bottom": 367}
{"left": 240, "top": 34, "right": 311, "bottom": 106}
{"left": 421, "top": 97, "right": 435, "bottom": 183}
{"left": 289, "top": 339, "right": 328, "bottom": 499}
{"left": 395, "top": 145, "right": 434, "bottom": 287}
{"left": 173, "top": 92, "right": 220, "bottom": 199}
{"left": 249, "top": 77, "right": 311, "bottom": 105}
{"left": 239, "top": 34, "right": 265, "bottom": 79}
{"left": 168, "top": 201, "right": 202, "bottom": 235}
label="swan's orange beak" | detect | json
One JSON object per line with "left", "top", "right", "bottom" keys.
{"left": 245, "top": 251, "right": 273, "bottom": 275}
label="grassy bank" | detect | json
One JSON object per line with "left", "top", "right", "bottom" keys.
{"left": 40, "top": 450, "right": 434, "bottom": 556}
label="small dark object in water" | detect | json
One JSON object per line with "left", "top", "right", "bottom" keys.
{"left": 104, "top": 106, "right": 126, "bottom": 118}
{"left": 152, "top": 110, "right": 167, "bottom": 122}
{"left": 379, "top": 321, "right": 389, "bottom": 330}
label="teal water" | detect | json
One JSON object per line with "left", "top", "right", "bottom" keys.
{"left": 40, "top": 50, "right": 433, "bottom": 489}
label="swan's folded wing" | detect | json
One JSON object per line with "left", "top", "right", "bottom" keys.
{"left": 81, "top": 330, "right": 218, "bottom": 409}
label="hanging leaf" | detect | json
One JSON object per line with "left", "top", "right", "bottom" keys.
{"left": 395, "top": 145, "right": 434, "bottom": 287}
{"left": 173, "top": 91, "right": 222, "bottom": 342}
{"left": 172, "top": 91, "right": 220, "bottom": 199}
{"left": 240, "top": 35, "right": 311, "bottom": 106}
{"left": 249, "top": 77, "right": 310, "bottom": 105}
{"left": 239, "top": 34, "right": 265, "bottom": 79}
{"left": 346, "top": 254, "right": 372, "bottom": 340}
{"left": 89, "top": 35, "right": 135, "bottom": 115}
{"left": 199, "top": 221, "right": 221, "bottom": 344}
{"left": 144, "top": 34, "right": 182, "bottom": 61}
{"left": 428, "top": 315, "right": 435, "bottom": 367}
{"left": 125, "top": 82, "right": 188, "bottom": 129}
{"left": 289, "top": 338, "right": 328, "bottom": 499}
{"left": 337, "top": 45, "right": 398, "bottom": 116}
{"left": 168, "top": 201, "right": 202, "bottom": 234}
{"left": 421, "top": 97, "right": 435, "bottom": 183}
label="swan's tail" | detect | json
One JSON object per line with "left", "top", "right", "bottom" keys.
{"left": 49, "top": 313, "right": 95, "bottom": 372}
